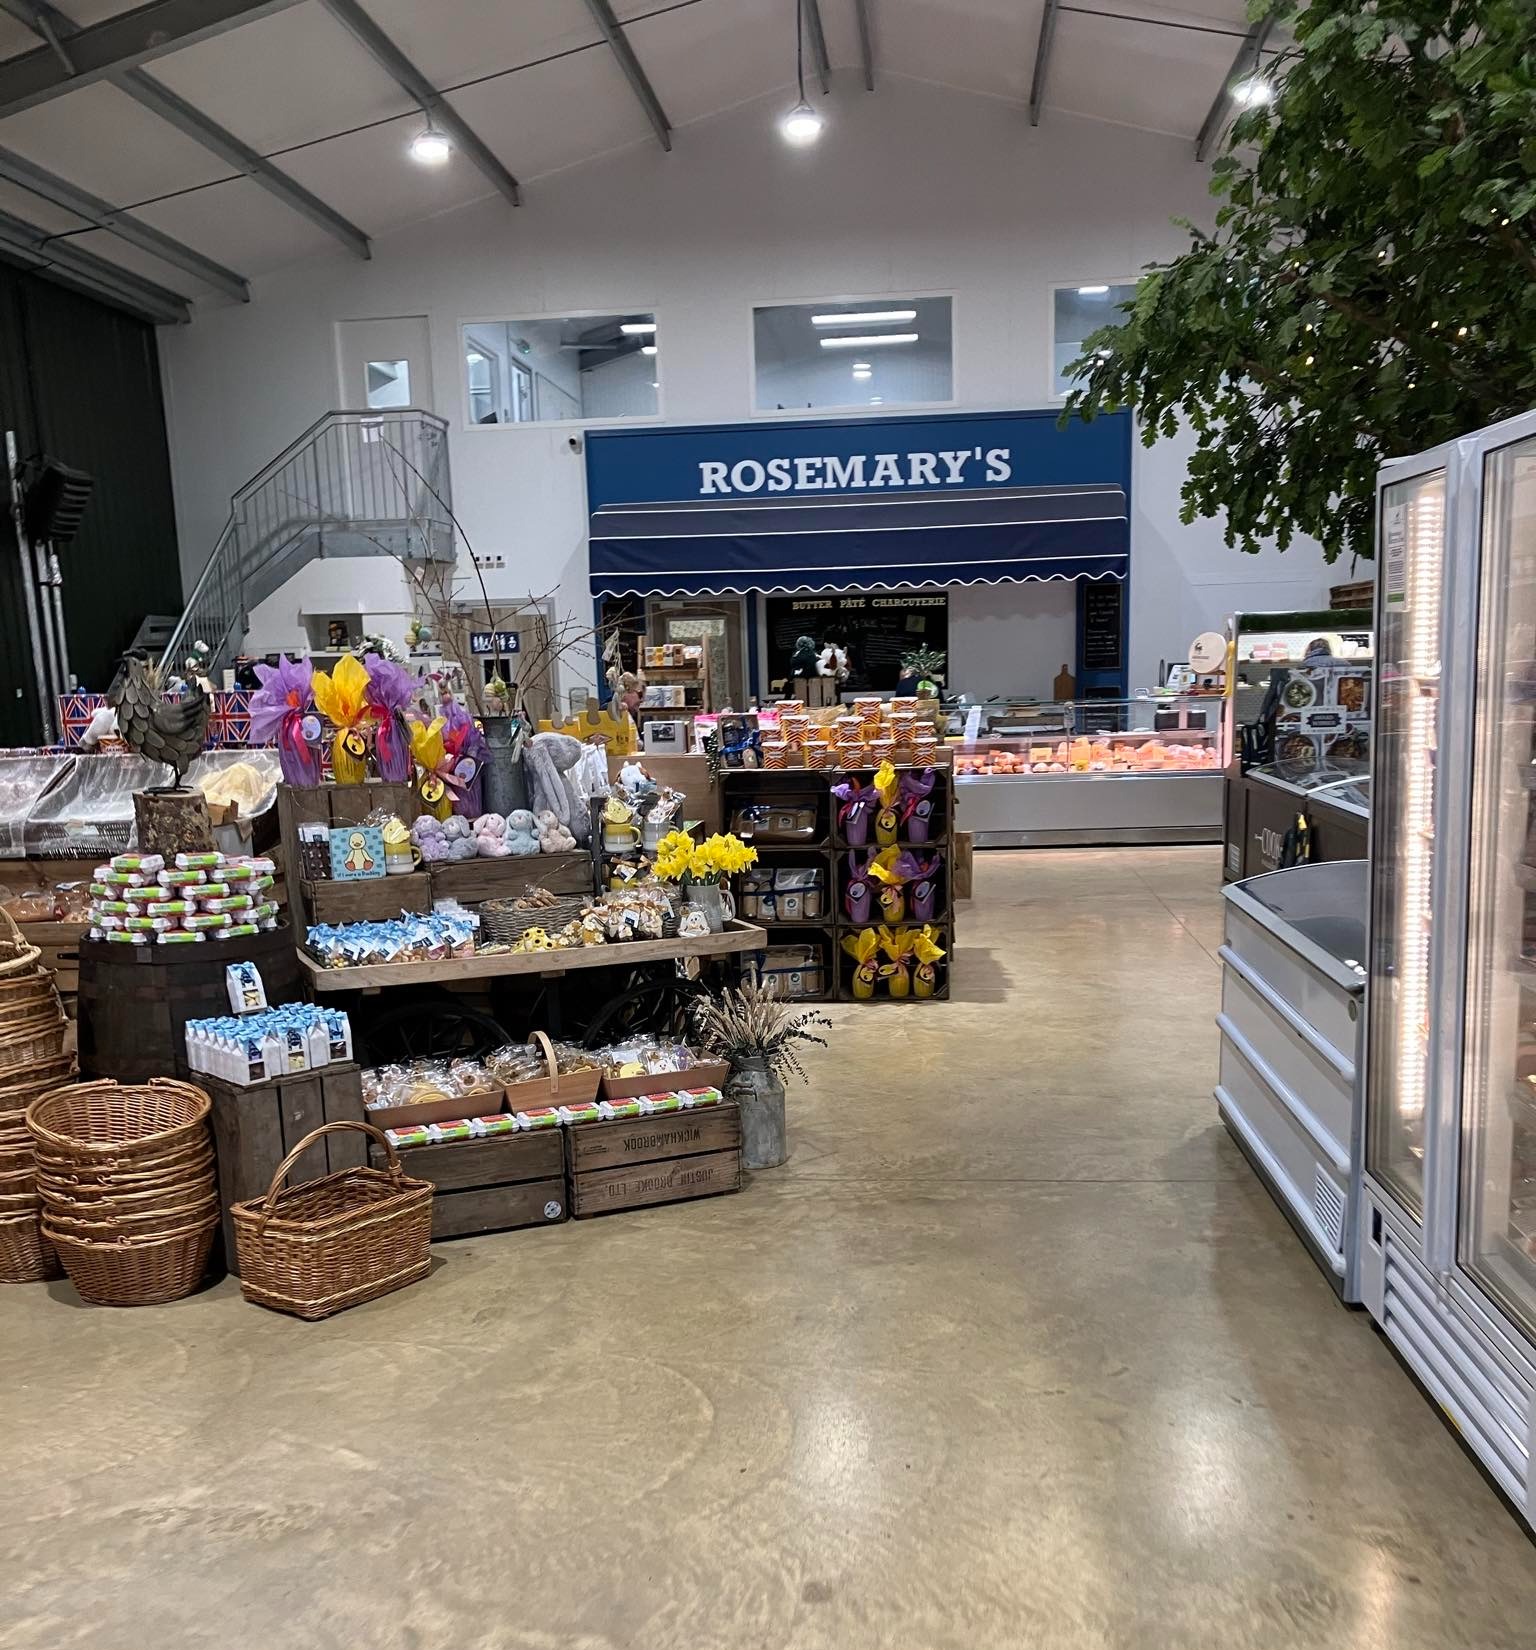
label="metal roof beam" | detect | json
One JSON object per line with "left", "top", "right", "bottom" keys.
{"left": 1195, "top": 15, "right": 1275, "bottom": 162}
{"left": 116, "top": 67, "right": 372, "bottom": 260}
{"left": 0, "top": 205, "right": 190, "bottom": 323}
{"left": 0, "top": 144, "right": 250, "bottom": 301}
{"left": 853, "top": 0, "right": 874, "bottom": 91}
{"left": 1028, "top": 0, "right": 1060, "bottom": 126}
{"left": 0, "top": 0, "right": 75, "bottom": 71}
{"left": 318, "top": 0, "right": 521, "bottom": 208}
{"left": 0, "top": 0, "right": 307, "bottom": 117}
{"left": 800, "top": 0, "right": 830, "bottom": 95}
{"left": 581, "top": 0, "right": 672, "bottom": 153}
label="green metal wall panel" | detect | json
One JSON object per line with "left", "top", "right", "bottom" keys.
{"left": 0, "top": 257, "right": 181, "bottom": 746}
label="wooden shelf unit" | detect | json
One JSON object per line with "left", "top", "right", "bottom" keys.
{"left": 719, "top": 762, "right": 954, "bottom": 1003}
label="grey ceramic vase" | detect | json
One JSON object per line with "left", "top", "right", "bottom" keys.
{"left": 727, "top": 1055, "right": 787, "bottom": 1170}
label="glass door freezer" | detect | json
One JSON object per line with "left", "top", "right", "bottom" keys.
{"left": 1217, "top": 860, "right": 1367, "bottom": 1299}
{"left": 1360, "top": 411, "right": 1536, "bottom": 1532}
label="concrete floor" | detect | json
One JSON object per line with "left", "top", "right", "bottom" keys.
{"left": 5, "top": 847, "right": 1536, "bottom": 1649}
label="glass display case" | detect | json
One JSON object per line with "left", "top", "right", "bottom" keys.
{"left": 953, "top": 696, "right": 1222, "bottom": 846}
{"left": 1223, "top": 610, "right": 1374, "bottom": 772}
{"left": 1359, "top": 411, "right": 1536, "bottom": 1533}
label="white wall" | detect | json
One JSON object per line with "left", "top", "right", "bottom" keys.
{"left": 160, "top": 74, "right": 1335, "bottom": 698}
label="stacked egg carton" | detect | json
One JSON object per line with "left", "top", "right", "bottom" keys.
{"left": 87, "top": 851, "right": 280, "bottom": 947}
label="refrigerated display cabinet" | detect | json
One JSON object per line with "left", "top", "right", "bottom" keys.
{"left": 953, "top": 696, "right": 1221, "bottom": 846}
{"left": 1360, "top": 410, "right": 1536, "bottom": 1532}
{"left": 1232, "top": 759, "right": 1370, "bottom": 879}
{"left": 1217, "top": 859, "right": 1367, "bottom": 1299}
{"left": 1220, "top": 610, "right": 1373, "bottom": 878}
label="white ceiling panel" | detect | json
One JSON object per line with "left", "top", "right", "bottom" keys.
{"left": 1048, "top": 11, "right": 1236, "bottom": 139}
{"left": 446, "top": 46, "right": 654, "bottom": 187}
{"left": 132, "top": 176, "right": 342, "bottom": 276}
{"left": 145, "top": 4, "right": 413, "bottom": 153}
{"left": 350, "top": 0, "right": 603, "bottom": 91}
{"left": 863, "top": 0, "right": 1040, "bottom": 103}
{"left": 61, "top": 225, "right": 219, "bottom": 302}
{"left": 631, "top": 0, "right": 786, "bottom": 129}
{"left": 278, "top": 116, "right": 491, "bottom": 235}
{"left": 0, "top": 79, "right": 232, "bottom": 203}
{"left": 0, "top": 176, "right": 89, "bottom": 235}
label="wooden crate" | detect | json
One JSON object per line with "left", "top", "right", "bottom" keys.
{"left": 428, "top": 852, "right": 593, "bottom": 903}
{"left": 372, "top": 1128, "right": 567, "bottom": 1240}
{"left": 305, "top": 871, "right": 432, "bottom": 924}
{"left": 205, "top": 1062, "right": 366, "bottom": 1274}
{"left": 277, "top": 782, "right": 420, "bottom": 934}
{"left": 565, "top": 1100, "right": 742, "bottom": 1218}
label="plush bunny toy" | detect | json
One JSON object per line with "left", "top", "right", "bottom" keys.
{"left": 506, "top": 809, "right": 540, "bottom": 856}
{"left": 473, "top": 813, "right": 511, "bottom": 858}
{"left": 440, "top": 814, "right": 478, "bottom": 861}
{"left": 535, "top": 809, "right": 577, "bottom": 854}
{"left": 411, "top": 814, "right": 449, "bottom": 863}
{"left": 526, "top": 731, "right": 591, "bottom": 845}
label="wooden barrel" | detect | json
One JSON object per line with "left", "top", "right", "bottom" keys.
{"left": 76, "top": 927, "right": 303, "bottom": 1083}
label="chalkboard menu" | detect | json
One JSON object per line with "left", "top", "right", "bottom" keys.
{"left": 765, "top": 592, "right": 948, "bottom": 691}
{"left": 1081, "top": 581, "right": 1124, "bottom": 673}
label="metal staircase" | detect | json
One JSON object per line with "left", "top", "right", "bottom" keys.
{"left": 161, "top": 408, "right": 456, "bottom": 673}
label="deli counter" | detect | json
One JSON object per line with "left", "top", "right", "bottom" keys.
{"left": 954, "top": 696, "right": 1223, "bottom": 847}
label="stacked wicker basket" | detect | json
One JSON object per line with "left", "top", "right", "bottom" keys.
{"left": 26, "top": 1079, "right": 218, "bottom": 1305}
{"left": 0, "top": 910, "right": 75, "bottom": 1284}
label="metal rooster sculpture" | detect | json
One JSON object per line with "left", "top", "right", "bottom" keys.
{"left": 106, "top": 651, "right": 209, "bottom": 788}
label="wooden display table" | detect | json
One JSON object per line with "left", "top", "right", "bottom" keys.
{"left": 300, "top": 919, "right": 768, "bottom": 992}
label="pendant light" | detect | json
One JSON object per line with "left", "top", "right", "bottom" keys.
{"left": 410, "top": 122, "right": 452, "bottom": 166}
{"left": 779, "top": 1, "right": 825, "bottom": 146}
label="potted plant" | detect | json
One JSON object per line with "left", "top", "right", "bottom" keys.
{"left": 652, "top": 830, "right": 757, "bottom": 932}
{"left": 693, "top": 981, "right": 830, "bottom": 1169}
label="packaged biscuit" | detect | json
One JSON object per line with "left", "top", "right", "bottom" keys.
{"left": 174, "top": 851, "right": 225, "bottom": 870}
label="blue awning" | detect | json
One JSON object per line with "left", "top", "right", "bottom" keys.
{"left": 588, "top": 483, "right": 1128, "bottom": 598}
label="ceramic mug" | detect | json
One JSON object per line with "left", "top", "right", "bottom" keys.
{"left": 384, "top": 843, "right": 421, "bottom": 876}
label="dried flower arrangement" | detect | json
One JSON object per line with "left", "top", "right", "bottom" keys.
{"left": 692, "top": 981, "right": 831, "bottom": 1086}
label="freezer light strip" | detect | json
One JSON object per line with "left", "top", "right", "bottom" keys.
{"left": 1398, "top": 483, "right": 1445, "bottom": 1126}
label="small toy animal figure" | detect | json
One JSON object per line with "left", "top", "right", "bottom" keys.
{"left": 526, "top": 731, "right": 590, "bottom": 845}
{"left": 472, "top": 813, "right": 511, "bottom": 858}
{"left": 790, "top": 635, "right": 820, "bottom": 678}
{"left": 107, "top": 651, "right": 209, "bottom": 786}
{"left": 439, "top": 814, "right": 478, "bottom": 861}
{"left": 535, "top": 810, "right": 577, "bottom": 854}
{"left": 505, "top": 809, "right": 540, "bottom": 856}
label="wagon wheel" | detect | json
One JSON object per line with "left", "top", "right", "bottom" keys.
{"left": 355, "top": 996, "right": 511, "bottom": 1065}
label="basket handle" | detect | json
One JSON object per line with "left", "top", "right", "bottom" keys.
{"left": 259, "top": 1120, "right": 399, "bottom": 1217}
{"left": 530, "top": 1028, "right": 562, "bottom": 1093}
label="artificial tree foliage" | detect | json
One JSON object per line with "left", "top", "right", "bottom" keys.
{"left": 1063, "top": 0, "right": 1536, "bottom": 563}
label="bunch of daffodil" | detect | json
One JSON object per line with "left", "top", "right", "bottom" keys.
{"left": 652, "top": 829, "right": 757, "bottom": 887}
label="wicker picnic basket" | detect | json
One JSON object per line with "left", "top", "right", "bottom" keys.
{"left": 0, "top": 907, "right": 41, "bottom": 978}
{"left": 232, "top": 1120, "right": 433, "bottom": 1321}
{"left": 0, "top": 1208, "right": 60, "bottom": 1283}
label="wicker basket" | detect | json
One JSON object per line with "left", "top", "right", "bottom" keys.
{"left": 35, "top": 1150, "right": 216, "bottom": 1202}
{"left": 0, "top": 1057, "right": 77, "bottom": 1116}
{"left": 0, "top": 1209, "right": 60, "bottom": 1284}
{"left": 232, "top": 1121, "right": 433, "bottom": 1321}
{"left": 33, "top": 1133, "right": 214, "bottom": 1183}
{"left": 479, "top": 894, "right": 590, "bottom": 945}
{"left": 44, "top": 1191, "right": 218, "bottom": 1241}
{"left": 0, "top": 981, "right": 59, "bottom": 1026}
{"left": 0, "top": 908, "right": 41, "bottom": 978}
{"left": 0, "top": 1015, "right": 67, "bottom": 1075}
{"left": 44, "top": 1218, "right": 215, "bottom": 1306}
{"left": 27, "top": 1079, "right": 210, "bottom": 1164}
